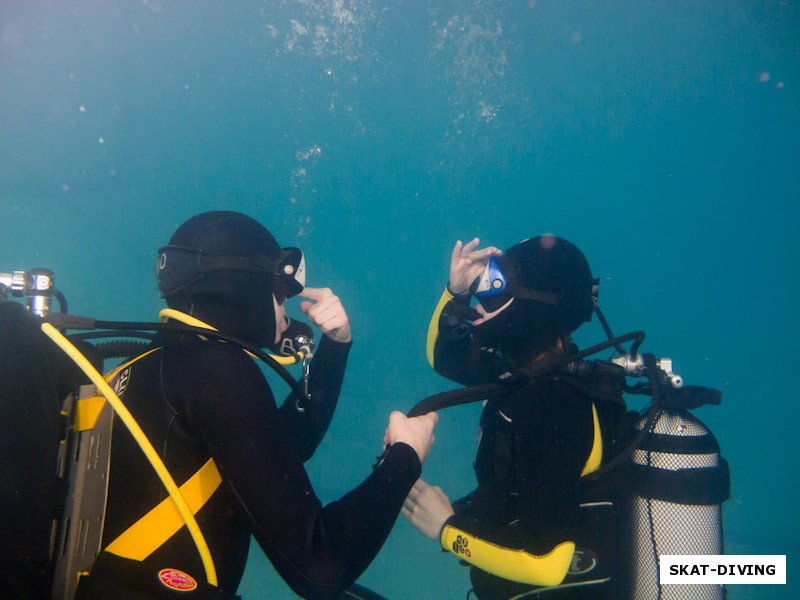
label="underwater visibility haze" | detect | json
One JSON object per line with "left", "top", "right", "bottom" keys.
{"left": 1, "top": 1, "right": 798, "bottom": 598}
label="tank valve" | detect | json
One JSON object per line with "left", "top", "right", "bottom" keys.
{"left": 0, "top": 268, "right": 56, "bottom": 316}
{"left": 611, "top": 354, "right": 683, "bottom": 388}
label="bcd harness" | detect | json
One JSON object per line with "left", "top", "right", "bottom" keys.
{"left": 90, "top": 348, "right": 224, "bottom": 562}
{"left": 40, "top": 309, "right": 314, "bottom": 599}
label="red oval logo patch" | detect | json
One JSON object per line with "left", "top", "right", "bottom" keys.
{"left": 158, "top": 568, "right": 198, "bottom": 591}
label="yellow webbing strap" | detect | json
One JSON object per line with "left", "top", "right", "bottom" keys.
{"left": 73, "top": 395, "right": 107, "bottom": 432}
{"left": 580, "top": 403, "right": 603, "bottom": 477}
{"left": 105, "top": 458, "right": 222, "bottom": 560}
{"left": 40, "top": 323, "right": 218, "bottom": 587}
{"left": 426, "top": 287, "right": 454, "bottom": 368}
{"left": 440, "top": 524, "right": 576, "bottom": 587}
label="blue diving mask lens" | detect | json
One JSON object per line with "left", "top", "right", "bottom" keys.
{"left": 470, "top": 255, "right": 507, "bottom": 301}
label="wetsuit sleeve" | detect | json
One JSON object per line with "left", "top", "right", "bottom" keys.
{"left": 425, "top": 286, "right": 459, "bottom": 369}
{"left": 439, "top": 525, "right": 575, "bottom": 587}
{"left": 277, "top": 335, "right": 352, "bottom": 462}
{"left": 176, "top": 343, "right": 420, "bottom": 600}
{"left": 437, "top": 382, "right": 594, "bottom": 588}
{"left": 425, "top": 286, "right": 503, "bottom": 386}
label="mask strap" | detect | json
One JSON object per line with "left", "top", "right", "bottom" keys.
{"left": 509, "top": 285, "right": 561, "bottom": 305}
{"left": 198, "top": 253, "right": 279, "bottom": 274}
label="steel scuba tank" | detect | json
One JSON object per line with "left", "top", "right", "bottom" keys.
{"left": 0, "top": 301, "right": 64, "bottom": 598}
{"left": 628, "top": 408, "right": 730, "bottom": 599}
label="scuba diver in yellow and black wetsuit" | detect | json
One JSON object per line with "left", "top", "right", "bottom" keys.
{"left": 403, "top": 236, "right": 630, "bottom": 599}
{"left": 68, "top": 211, "right": 438, "bottom": 599}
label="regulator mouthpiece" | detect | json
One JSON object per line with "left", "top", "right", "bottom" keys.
{"left": 273, "top": 318, "right": 315, "bottom": 358}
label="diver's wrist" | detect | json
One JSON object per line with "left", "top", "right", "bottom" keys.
{"left": 446, "top": 282, "right": 471, "bottom": 301}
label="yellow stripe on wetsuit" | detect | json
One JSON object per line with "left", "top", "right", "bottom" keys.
{"left": 580, "top": 404, "right": 602, "bottom": 476}
{"left": 105, "top": 458, "right": 222, "bottom": 561}
{"left": 426, "top": 287, "right": 454, "bottom": 368}
{"left": 440, "top": 525, "right": 576, "bottom": 587}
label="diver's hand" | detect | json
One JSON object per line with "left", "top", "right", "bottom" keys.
{"left": 383, "top": 411, "right": 438, "bottom": 464}
{"left": 449, "top": 238, "right": 502, "bottom": 296}
{"left": 299, "top": 287, "right": 352, "bottom": 343}
{"left": 402, "top": 479, "right": 455, "bottom": 540}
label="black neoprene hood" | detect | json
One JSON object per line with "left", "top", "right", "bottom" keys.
{"left": 157, "top": 211, "right": 281, "bottom": 298}
{"left": 501, "top": 235, "right": 595, "bottom": 332}
{"left": 157, "top": 211, "right": 283, "bottom": 347}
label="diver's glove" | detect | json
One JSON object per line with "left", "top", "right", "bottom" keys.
{"left": 438, "top": 300, "right": 480, "bottom": 341}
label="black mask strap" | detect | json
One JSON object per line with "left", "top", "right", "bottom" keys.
{"left": 508, "top": 284, "right": 561, "bottom": 305}
{"left": 157, "top": 245, "right": 304, "bottom": 299}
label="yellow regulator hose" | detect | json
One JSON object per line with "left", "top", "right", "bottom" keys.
{"left": 158, "top": 308, "right": 302, "bottom": 365}
{"left": 40, "top": 322, "right": 219, "bottom": 587}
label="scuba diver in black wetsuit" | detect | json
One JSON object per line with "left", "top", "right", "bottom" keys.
{"left": 403, "top": 235, "right": 630, "bottom": 599}
{"left": 69, "top": 211, "right": 438, "bottom": 599}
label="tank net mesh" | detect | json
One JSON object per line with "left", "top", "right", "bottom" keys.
{"left": 628, "top": 411, "right": 726, "bottom": 599}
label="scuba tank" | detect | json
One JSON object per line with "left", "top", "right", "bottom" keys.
{"left": 1, "top": 269, "right": 106, "bottom": 599}
{"left": 613, "top": 355, "right": 730, "bottom": 600}
{"left": 0, "top": 299, "right": 65, "bottom": 598}
{"left": 629, "top": 411, "right": 727, "bottom": 599}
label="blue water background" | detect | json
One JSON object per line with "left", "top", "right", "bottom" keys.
{"left": 2, "top": 1, "right": 797, "bottom": 598}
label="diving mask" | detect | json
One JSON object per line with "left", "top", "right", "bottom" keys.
{"left": 271, "top": 247, "right": 306, "bottom": 304}
{"left": 469, "top": 255, "right": 561, "bottom": 307}
{"left": 157, "top": 245, "right": 306, "bottom": 302}
{"left": 470, "top": 255, "right": 508, "bottom": 301}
